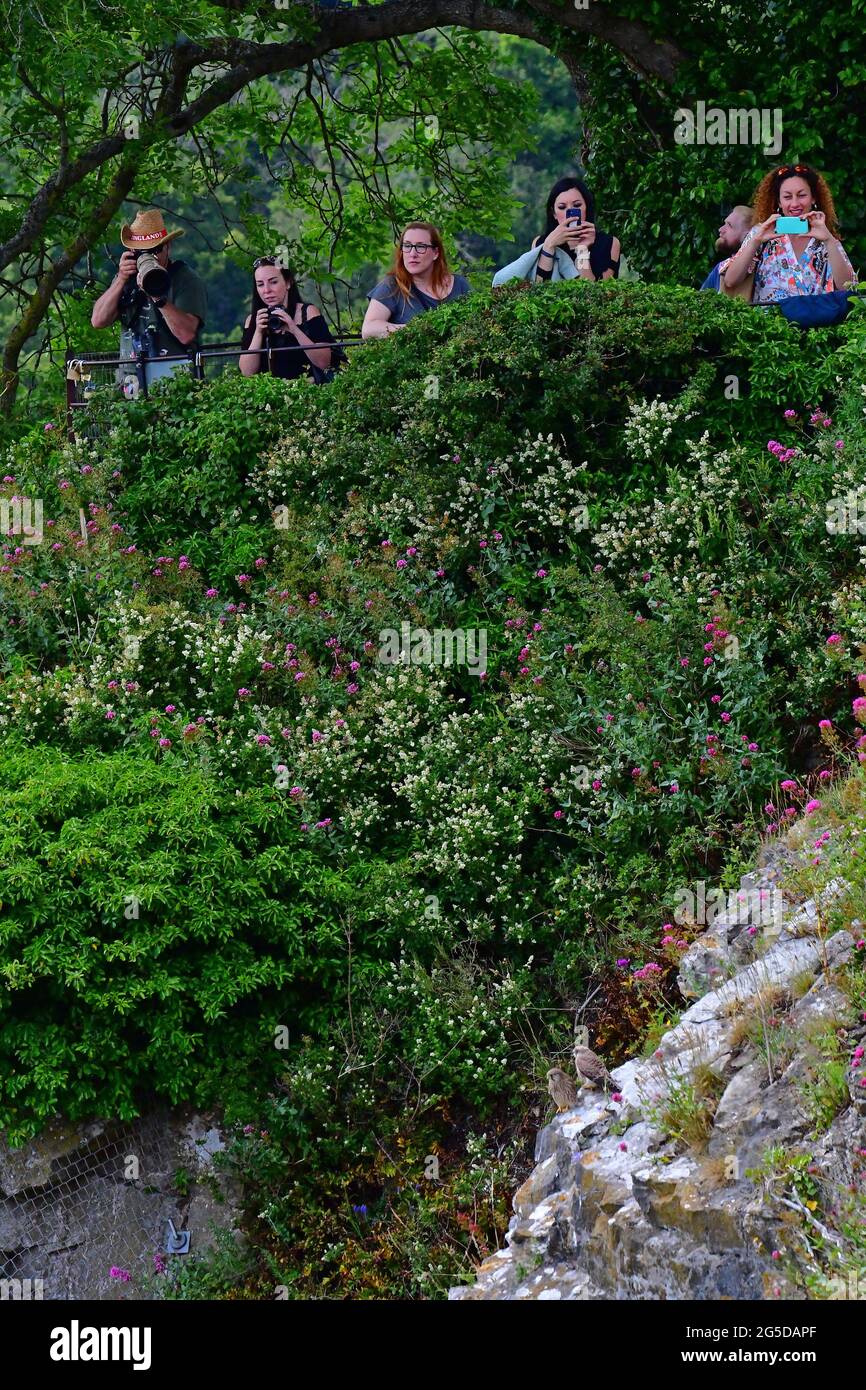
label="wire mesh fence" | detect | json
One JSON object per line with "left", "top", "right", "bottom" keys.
{"left": 0, "top": 1108, "right": 239, "bottom": 1301}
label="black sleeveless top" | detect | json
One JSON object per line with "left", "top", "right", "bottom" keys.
{"left": 240, "top": 302, "right": 343, "bottom": 379}
{"left": 533, "top": 230, "right": 620, "bottom": 280}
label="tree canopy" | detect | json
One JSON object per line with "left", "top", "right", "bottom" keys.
{"left": 1, "top": 0, "right": 864, "bottom": 417}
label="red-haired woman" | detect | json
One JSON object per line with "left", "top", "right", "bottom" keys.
{"left": 362, "top": 222, "right": 470, "bottom": 338}
{"left": 722, "top": 164, "right": 856, "bottom": 302}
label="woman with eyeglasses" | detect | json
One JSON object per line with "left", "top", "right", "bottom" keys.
{"left": 362, "top": 223, "right": 470, "bottom": 338}
{"left": 492, "top": 177, "right": 621, "bottom": 287}
{"left": 721, "top": 164, "right": 856, "bottom": 303}
{"left": 239, "top": 257, "right": 342, "bottom": 380}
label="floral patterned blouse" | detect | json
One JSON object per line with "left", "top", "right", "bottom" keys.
{"left": 721, "top": 224, "right": 837, "bottom": 304}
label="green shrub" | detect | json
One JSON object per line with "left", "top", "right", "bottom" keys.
{"left": 3, "top": 280, "right": 866, "bottom": 1291}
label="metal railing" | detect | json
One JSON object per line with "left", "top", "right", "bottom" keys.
{"left": 65, "top": 336, "right": 365, "bottom": 438}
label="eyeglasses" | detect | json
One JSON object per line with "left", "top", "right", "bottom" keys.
{"left": 253, "top": 256, "right": 285, "bottom": 269}
{"left": 775, "top": 164, "right": 808, "bottom": 176}
{"left": 401, "top": 241, "right": 434, "bottom": 253}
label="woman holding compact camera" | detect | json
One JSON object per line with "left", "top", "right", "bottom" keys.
{"left": 239, "top": 257, "right": 342, "bottom": 380}
{"left": 492, "top": 177, "right": 621, "bottom": 286}
{"left": 721, "top": 164, "right": 856, "bottom": 303}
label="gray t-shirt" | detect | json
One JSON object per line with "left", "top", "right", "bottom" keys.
{"left": 367, "top": 273, "right": 470, "bottom": 325}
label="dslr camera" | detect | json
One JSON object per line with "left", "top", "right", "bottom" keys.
{"left": 119, "top": 250, "right": 171, "bottom": 328}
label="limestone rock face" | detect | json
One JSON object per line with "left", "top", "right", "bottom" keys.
{"left": 450, "top": 851, "right": 866, "bottom": 1301}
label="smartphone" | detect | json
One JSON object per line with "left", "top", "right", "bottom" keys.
{"left": 565, "top": 207, "right": 582, "bottom": 225}
{"left": 776, "top": 215, "right": 809, "bottom": 234}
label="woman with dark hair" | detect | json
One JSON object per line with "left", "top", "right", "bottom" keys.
{"left": 362, "top": 222, "right": 470, "bottom": 338}
{"left": 239, "top": 257, "right": 341, "bottom": 379}
{"left": 493, "top": 177, "right": 621, "bottom": 286}
{"left": 721, "top": 164, "right": 856, "bottom": 302}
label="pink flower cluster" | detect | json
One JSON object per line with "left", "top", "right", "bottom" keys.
{"left": 633, "top": 961, "right": 663, "bottom": 981}
{"left": 767, "top": 439, "right": 798, "bottom": 464}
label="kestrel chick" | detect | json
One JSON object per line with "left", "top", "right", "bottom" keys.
{"left": 547, "top": 1066, "right": 579, "bottom": 1113}
{"left": 573, "top": 1044, "right": 618, "bottom": 1091}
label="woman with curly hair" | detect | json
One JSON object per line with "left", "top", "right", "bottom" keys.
{"left": 722, "top": 163, "right": 856, "bottom": 303}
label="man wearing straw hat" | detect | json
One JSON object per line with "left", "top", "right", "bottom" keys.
{"left": 91, "top": 209, "right": 207, "bottom": 394}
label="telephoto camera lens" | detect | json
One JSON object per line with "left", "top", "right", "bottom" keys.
{"left": 135, "top": 252, "right": 170, "bottom": 298}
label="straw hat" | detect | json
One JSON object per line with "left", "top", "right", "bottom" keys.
{"left": 120, "top": 209, "right": 184, "bottom": 251}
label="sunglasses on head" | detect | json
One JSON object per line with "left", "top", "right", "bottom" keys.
{"left": 253, "top": 256, "right": 287, "bottom": 269}
{"left": 775, "top": 164, "right": 809, "bottom": 177}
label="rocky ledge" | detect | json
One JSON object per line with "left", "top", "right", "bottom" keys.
{"left": 450, "top": 845, "right": 866, "bottom": 1300}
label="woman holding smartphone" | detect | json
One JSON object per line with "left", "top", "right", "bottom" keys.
{"left": 239, "top": 257, "right": 342, "bottom": 380}
{"left": 493, "top": 177, "right": 621, "bottom": 286}
{"left": 721, "top": 164, "right": 856, "bottom": 303}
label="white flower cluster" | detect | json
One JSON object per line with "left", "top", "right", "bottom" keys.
{"left": 440, "top": 433, "right": 589, "bottom": 538}
{"left": 623, "top": 394, "right": 699, "bottom": 463}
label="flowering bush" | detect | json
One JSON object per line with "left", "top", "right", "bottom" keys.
{"left": 3, "top": 280, "right": 866, "bottom": 1290}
